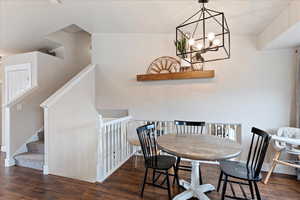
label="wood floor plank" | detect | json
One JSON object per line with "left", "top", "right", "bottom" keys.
{"left": 0, "top": 152, "right": 299, "bottom": 200}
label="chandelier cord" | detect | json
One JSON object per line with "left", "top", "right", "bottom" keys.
{"left": 192, "top": 5, "right": 204, "bottom": 38}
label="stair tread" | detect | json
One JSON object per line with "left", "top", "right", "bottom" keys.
{"left": 38, "top": 130, "right": 44, "bottom": 141}
{"left": 14, "top": 152, "right": 44, "bottom": 162}
{"left": 26, "top": 140, "right": 44, "bottom": 154}
{"left": 27, "top": 140, "right": 44, "bottom": 145}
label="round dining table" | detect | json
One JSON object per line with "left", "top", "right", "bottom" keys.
{"left": 157, "top": 134, "right": 242, "bottom": 200}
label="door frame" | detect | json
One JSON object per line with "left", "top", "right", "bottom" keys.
{"left": 4, "top": 63, "right": 32, "bottom": 105}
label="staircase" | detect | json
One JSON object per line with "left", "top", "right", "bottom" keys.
{"left": 14, "top": 131, "right": 44, "bottom": 170}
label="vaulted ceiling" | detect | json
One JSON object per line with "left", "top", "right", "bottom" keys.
{"left": 0, "top": 0, "right": 294, "bottom": 55}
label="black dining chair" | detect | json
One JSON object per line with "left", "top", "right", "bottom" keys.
{"left": 137, "top": 123, "right": 178, "bottom": 200}
{"left": 174, "top": 120, "right": 206, "bottom": 185}
{"left": 217, "top": 127, "right": 271, "bottom": 200}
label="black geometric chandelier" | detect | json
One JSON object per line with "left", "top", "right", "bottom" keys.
{"left": 175, "top": 0, "right": 230, "bottom": 65}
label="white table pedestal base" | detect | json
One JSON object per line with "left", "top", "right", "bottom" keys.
{"left": 173, "top": 161, "right": 215, "bottom": 200}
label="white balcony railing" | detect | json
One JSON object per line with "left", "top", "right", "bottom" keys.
{"left": 97, "top": 117, "right": 242, "bottom": 182}
{"left": 131, "top": 120, "right": 241, "bottom": 143}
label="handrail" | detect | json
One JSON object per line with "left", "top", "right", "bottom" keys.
{"left": 41, "top": 64, "right": 95, "bottom": 108}
{"left": 102, "top": 116, "right": 132, "bottom": 126}
{"left": 134, "top": 119, "right": 241, "bottom": 126}
{"left": 3, "top": 86, "right": 39, "bottom": 108}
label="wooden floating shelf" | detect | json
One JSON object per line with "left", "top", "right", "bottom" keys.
{"left": 136, "top": 70, "right": 215, "bottom": 81}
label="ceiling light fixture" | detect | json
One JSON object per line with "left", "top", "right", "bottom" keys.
{"left": 175, "top": 0, "right": 230, "bottom": 65}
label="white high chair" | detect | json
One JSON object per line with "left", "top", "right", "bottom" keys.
{"left": 264, "top": 127, "right": 300, "bottom": 184}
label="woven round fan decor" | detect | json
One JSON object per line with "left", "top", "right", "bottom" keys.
{"left": 147, "top": 56, "right": 180, "bottom": 74}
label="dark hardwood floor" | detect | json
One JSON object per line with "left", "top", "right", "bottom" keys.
{"left": 0, "top": 152, "right": 299, "bottom": 200}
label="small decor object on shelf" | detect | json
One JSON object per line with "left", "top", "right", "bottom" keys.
{"left": 180, "top": 66, "right": 193, "bottom": 72}
{"left": 175, "top": 0, "right": 230, "bottom": 65}
{"left": 191, "top": 63, "right": 204, "bottom": 71}
{"left": 174, "top": 35, "right": 191, "bottom": 68}
{"left": 147, "top": 56, "right": 180, "bottom": 74}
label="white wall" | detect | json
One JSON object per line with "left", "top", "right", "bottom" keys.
{"left": 0, "top": 63, "right": 3, "bottom": 150}
{"left": 2, "top": 52, "right": 37, "bottom": 161}
{"left": 0, "top": 82, "right": 2, "bottom": 151}
{"left": 92, "top": 33, "right": 296, "bottom": 174}
{"left": 3, "top": 30, "right": 91, "bottom": 165}
{"left": 258, "top": 1, "right": 300, "bottom": 49}
{"left": 0, "top": 63, "right": 4, "bottom": 82}
{"left": 42, "top": 66, "right": 97, "bottom": 182}
{"left": 47, "top": 30, "right": 91, "bottom": 80}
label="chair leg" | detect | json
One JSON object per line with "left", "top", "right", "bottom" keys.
{"left": 263, "top": 151, "right": 281, "bottom": 184}
{"left": 166, "top": 170, "right": 172, "bottom": 200}
{"left": 141, "top": 167, "right": 148, "bottom": 197}
{"left": 134, "top": 154, "right": 138, "bottom": 168}
{"left": 221, "top": 175, "right": 228, "bottom": 200}
{"left": 199, "top": 164, "right": 203, "bottom": 185}
{"left": 217, "top": 171, "right": 223, "bottom": 192}
{"left": 173, "top": 165, "right": 180, "bottom": 187}
{"left": 248, "top": 181, "right": 254, "bottom": 199}
{"left": 253, "top": 181, "right": 261, "bottom": 200}
{"left": 152, "top": 169, "right": 156, "bottom": 184}
{"left": 173, "top": 157, "right": 181, "bottom": 185}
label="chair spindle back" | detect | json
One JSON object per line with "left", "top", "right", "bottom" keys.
{"left": 175, "top": 120, "right": 205, "bottom": 135}
{"left": 246, "top": 127, "right": 271, "bottom": 178}
{"left": 137, "top": 124, "right": 159, "bottom": 165}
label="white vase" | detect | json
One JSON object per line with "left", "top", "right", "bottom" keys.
{"left": 180, "top": 58, "right": 191, "bottom": 67}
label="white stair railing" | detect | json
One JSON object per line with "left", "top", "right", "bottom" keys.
{"left": 97, "top": 116, "right": 134, "bottom": 182}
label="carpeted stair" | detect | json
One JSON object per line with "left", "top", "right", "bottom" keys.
{"left": 14, "top": 130, "right": 44, "bottom": 170}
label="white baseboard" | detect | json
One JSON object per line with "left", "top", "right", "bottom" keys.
{"left": 43, "top": 165, "right": 49, "bottom": 175}
{"left": 1, "top": 146, "right": 6, "bottom": 152}
{"left": 5, "top": 158, "right": 15, "bottom": 167}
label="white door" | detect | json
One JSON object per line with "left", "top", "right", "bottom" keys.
{"left": 5, "top": 63, "right": 32, "bottom": 104}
